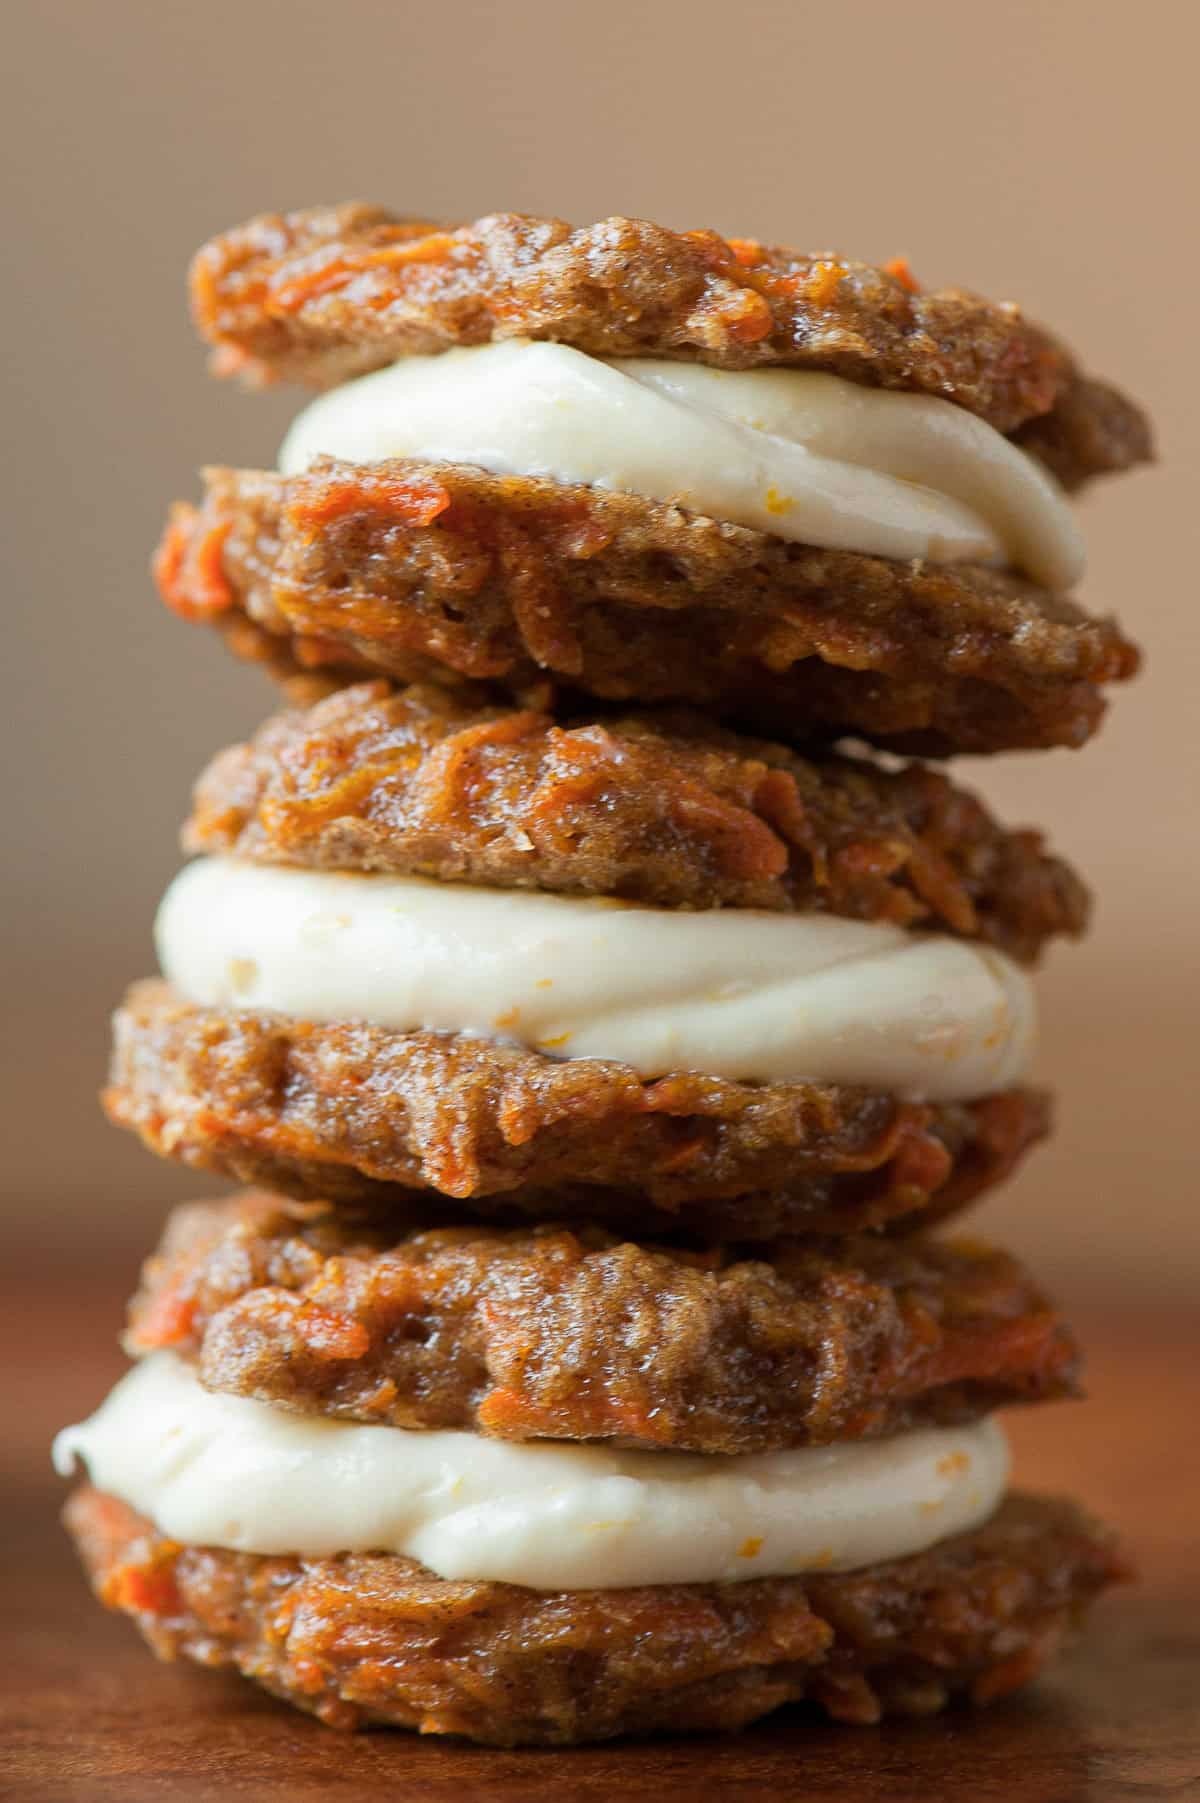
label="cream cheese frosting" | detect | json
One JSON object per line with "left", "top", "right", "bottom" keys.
{"left": 155, "top": 857, "right": 1037, "bottom": 1102}
{"left": 54, "top": 1353, "right": 1010, "bottom": 1590}
{"left": 278, "top": 339, "right": 1084, "bottom": 588}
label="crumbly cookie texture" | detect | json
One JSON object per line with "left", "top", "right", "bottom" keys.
{"left": 105, "top": 980, "right": 1050, "bottom": 1241}
{"left": 155, "top": 460, "right": 1139, "bottom": 756}
{"left": 191, "top": 204, "right": 1151, "bottom": 480}
{"left": 66, "top": 1486, "right": 1129, "bottom": 1746}
{"left": 187, "top": 681, "right": 1088, "bottom": 960}
{"left": 127, "top": 1191, "right": 1080, "bottom": 1454}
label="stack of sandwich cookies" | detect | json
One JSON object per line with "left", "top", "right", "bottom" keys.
{"left": 160, "top": 205, "right": 1144, "bottom": 752}
{"left": 57, "top": 207, "right": 1150, "bottom": 1747}
{"left": 108, "top": 682, "right": 1073, "bottom": 1235}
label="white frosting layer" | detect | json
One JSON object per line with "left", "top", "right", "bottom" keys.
{"left": 278, "top": 340, "right": 1084, "bottom": 588}
{"left": 156, "top": 858, "right": 1036, "bottom": 1102}
{"left": 55, "top": 1354, "right": 1010, "bottom": 1590}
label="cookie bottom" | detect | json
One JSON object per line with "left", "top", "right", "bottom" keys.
{"left": 105, "top": 981, "right": 1049, "bottom": 1241}
{"left": 65, "top": 1486, "right": 1126, "bottom": 1747}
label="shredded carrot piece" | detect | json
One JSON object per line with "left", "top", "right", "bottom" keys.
{"left": 186, "top": 518, "right": 233, "bottom": 615}
{"left": 152, "top": 508, "right": 233, "bottom": 621}
{"left": 271, "top": 234, "right": 459, "bottom": 310}
{"left": 130, "top": 1285, "right": 197, "bottom": 1350}
{"left": 479, "top": 1385, "right": 669, "bottom": 1446}
{"left": 725, "top": 236, "right": 763, "bottom": 268}
{"left": 151, "top": 510, "right": 189, "bottom": 607}
{"left": 476, "top": 1387, "right": 539, "bottom": 1434}
{"left": 292, "top": 1303, "right": 371, "bottom": 1361}
{"left": 724, "top": 289, "right": 774, "bottom": 344}
{"left": 108, "top": 1562, "right": 181, "bottom": 1617}
{"left": 679, "top": 228, "right": 736, "bottom": 272}
{"left": 887, "top": 1125, "right": 952, "bottom": 1197}
{"left": 289, "top": 471, "right": 451, "bottom": 534}
{"left": 883, "top": 256, "right": 922, "bottom": 294}
{"left": 802, "top": 259, "right": 847, "bottom": 307}
{"left": 291, "top": 1656, "right": 329, "bottom": 1696}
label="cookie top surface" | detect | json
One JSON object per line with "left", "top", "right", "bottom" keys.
{"left": 187, "top": 680, "right": 1088, "bottom": 963}
{"left": 191, "top": 203, "right": 1150, "bottom": 484}
{"left": 156, "top": 459, "right": 1140, "bottom": 756}
{"left": 125, "top": 1191, "right": 1080, "bottom": 1456}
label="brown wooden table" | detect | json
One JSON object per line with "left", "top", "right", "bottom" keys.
{"left": 4, "top": 1256, "right": 1197, "bottom": 1801}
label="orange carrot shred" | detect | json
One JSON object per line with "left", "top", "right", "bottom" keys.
{"left": 884, "top": 256, "right": 922, "bottom": 294}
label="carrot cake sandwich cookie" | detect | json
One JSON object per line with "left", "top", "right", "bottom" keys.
{"left": 157, "top": 206, "right": 1148, "bottom": 754}
{"left": 58, "top": 1189, "right": 1116, "bottom": 1743}
{"left": 104, "top": 679, "right": 1081, "bottom": 1237}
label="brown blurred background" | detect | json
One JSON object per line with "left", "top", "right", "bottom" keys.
{"left": 2, "top": 0, "right": 1195, "bottom": 1299}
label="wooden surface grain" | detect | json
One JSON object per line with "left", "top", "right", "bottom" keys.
{"left": 3, "top": 1255, "right": 1197, "bottom": 1802}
